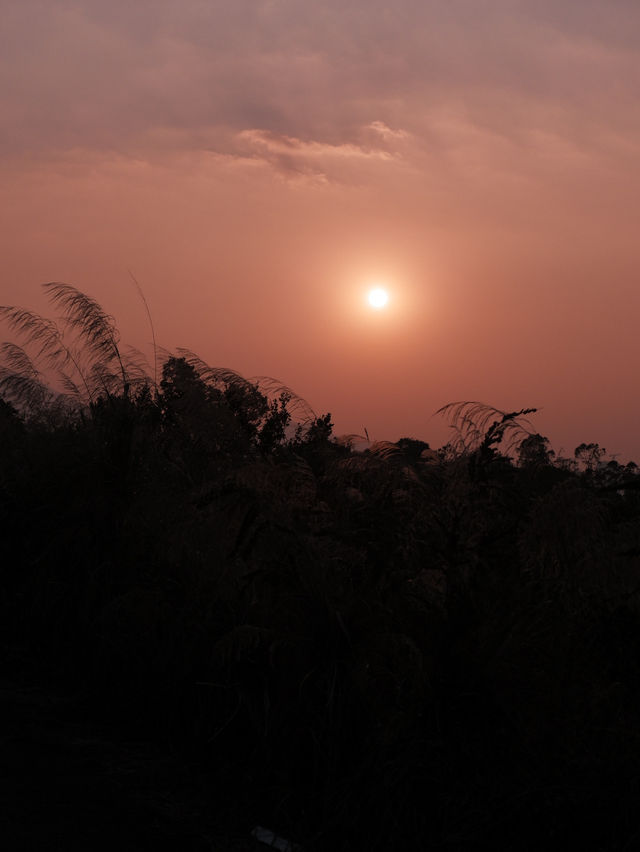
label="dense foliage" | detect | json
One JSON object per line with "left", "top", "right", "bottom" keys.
{"left": 3, "top": 287, "right": 640, "bottom": 849}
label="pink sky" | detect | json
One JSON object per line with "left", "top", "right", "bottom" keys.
{"left": 2, "top": 0, "right": 640, "bottom": 459}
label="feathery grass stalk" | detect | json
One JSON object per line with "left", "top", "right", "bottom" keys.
{"left": 128, "top": 270, "right": 158, "bottom": 391}
{"left": 251, "top": 375, "right": 316, "bottom": 427}
{"left": 0, "top": 304, "right": 95, "bottom": 403}
{"left": 437, "top": 401, "right": 538, "bottom": 455}
{"left": 43, "top": 282, "right": 130, "bottom": 398}
{"left": 0, "top": 342, "right": 50, "bottom": 410}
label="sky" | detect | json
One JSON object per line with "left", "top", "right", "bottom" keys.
{"left": 2, "top": 0, "right": 640, "bottom": 460}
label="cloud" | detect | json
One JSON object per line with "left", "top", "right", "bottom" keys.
{"left": 3, "top": 0, "right": 639, "bottom": 172}
{"left": 367, "top": 122, "right": 409, "bottom": 142}
{"left": 233, "top": 126, "right": 404, "bottom": 181}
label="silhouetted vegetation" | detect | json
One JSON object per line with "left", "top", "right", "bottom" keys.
{"left": 3, "top": 286, "right": 640, "bottom": 850}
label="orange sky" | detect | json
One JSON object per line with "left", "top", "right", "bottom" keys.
{"left": 2, "top": 1, "right": 640, "bottom": 460}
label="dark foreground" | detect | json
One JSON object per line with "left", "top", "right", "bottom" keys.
{"left": 0, "top": 671, "right": 264, "bottom": 852}
{"left": 2, "top": 325, "right": 640, "bottom": 848}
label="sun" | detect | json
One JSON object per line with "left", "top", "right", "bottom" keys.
{"left": 367, "top": 287, "right": 389, "bottom": 309}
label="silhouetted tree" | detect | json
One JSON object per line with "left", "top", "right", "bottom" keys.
{"left": 257, "top": 392, "right": 291, "bottom": 453}
{"left": 396, "top": 436, "right": 430, "bottom": 462}
{"left": 304, "top": 412, "right": 333, "bottom": 444}
{"left": 575, "top": 441, "right": 606, "bottom": 472}
{"left": 517, "top": 433, "right": 555, "bottom": 467}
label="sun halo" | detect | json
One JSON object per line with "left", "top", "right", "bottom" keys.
{"left": 367, "top": 287, "right": 389, "bottom": 309}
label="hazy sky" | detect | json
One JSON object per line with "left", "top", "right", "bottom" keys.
{"left": 2, "top": 0, "right": 640, "bottom": 458}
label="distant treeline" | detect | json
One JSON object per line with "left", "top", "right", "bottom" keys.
{"left": 2, "top": 286, "right": 640, "bottom": 850}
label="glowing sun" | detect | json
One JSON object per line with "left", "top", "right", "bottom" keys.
{"left": 367, "top": 287, "right": 389, "bottom": 309}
